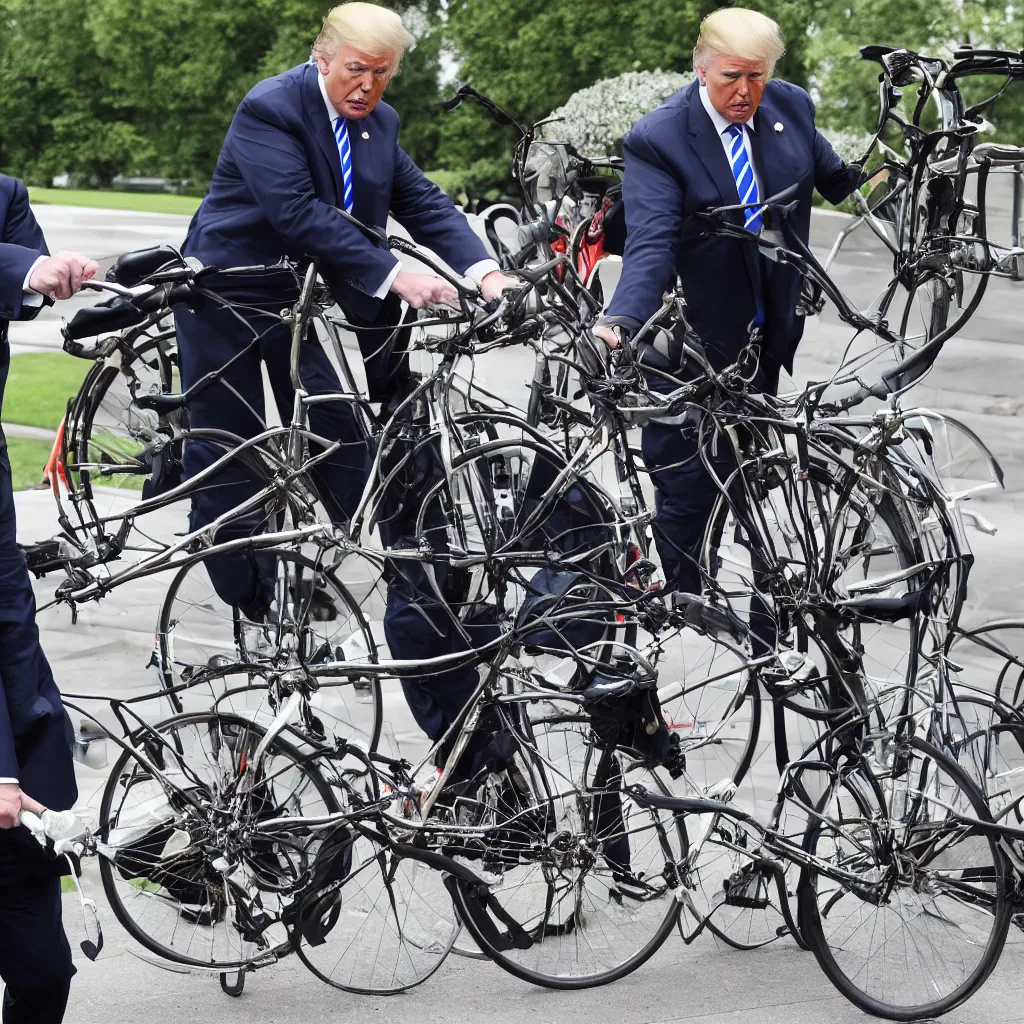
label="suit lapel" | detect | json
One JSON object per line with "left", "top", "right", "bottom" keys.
{"left": 302, "top": 64, "right": 345, "bottom": 206}
{"left": 687, "top": 85, "right": 762, "bottom": 307}
{"left": 687, "top": 84, "right": 740, "bottom": 206}
{"left": 749, "top": 99, "right": 776, "bottom": 203}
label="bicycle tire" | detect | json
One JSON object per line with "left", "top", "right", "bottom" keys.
{"left": 897, "top": 272, "right": 952, "bottom": 352}
{"left": 449, "top": 713, "right": 684, "bottom": 990}
{"left": 798, "top": 735, "right": 1013, "bottom": 1020}
{"left": 69, "top": 331, "right": 178, "bottom": 499}
{"left": 154, "top": 547, "right": 382, "bottom": 752}
{"left": 98, "top": 710, "right": 340, "bottom": 971}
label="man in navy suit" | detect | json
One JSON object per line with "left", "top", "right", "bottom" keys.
{"left": 175, "top": 2, "right": 516, "bottom": 756}
{"left": 0, "top": 173, "right": 98, "bottom": 1023}
{"left": 594, "top": 8, "right": 862, "bottom": 601}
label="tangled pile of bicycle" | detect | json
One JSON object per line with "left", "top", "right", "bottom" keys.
{"left": 19, "top": 43, "right": 1024, "bottom": 1021}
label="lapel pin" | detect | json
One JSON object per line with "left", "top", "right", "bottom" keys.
{"left": 361, "top": 130, "right": 370, "bottom": 139}
{"left": 774, "top": 121, "right": 784, "bottom": 133}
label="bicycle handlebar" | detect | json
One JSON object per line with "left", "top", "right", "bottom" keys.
{"left": 18, "top": 809, "right": 45, "bottom": 834}
{"left": 63, "top": 279, "right": 193, "bottom": 355}
{"left": 441, "top": 84, "right": 524, "bottom": 133}
{"left": 953, "top": 44, "right": 1024, "bottom": 62}
{"left": 19, "top": 808, "right": 86, "bottom": 854}
{"left": 19, "top": 809, "right": 101, "bottom": 960}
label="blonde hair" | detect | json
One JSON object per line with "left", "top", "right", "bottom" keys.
{"left": 693, "top": 8, "right": 786, "bottom": 77}
{"left": 311, "top": 3, "right": 414, "bottom": 76}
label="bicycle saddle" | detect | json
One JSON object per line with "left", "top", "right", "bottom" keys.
{"left": 106, "top": 245, "right": 185, "bottom": 287}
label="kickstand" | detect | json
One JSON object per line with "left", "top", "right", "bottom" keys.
{"left": 220, "top": 970, "right": 246, "bottom": 997}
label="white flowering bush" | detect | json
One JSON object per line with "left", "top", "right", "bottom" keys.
{"left": 819, "top": 127, "right": 874, "bottom": 164}
{"left": 537, "top": 69, "right": 694, "bottom": 158}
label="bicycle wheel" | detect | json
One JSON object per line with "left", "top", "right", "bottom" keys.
{"left": 708, "top": 440, "right": 928, "bottom": 727}
{"left": 155, "top": 547, "right": 382, "bottom": 751}
{"left": 683, "top": 659, "right": 829, "bottom": 951}
{"left": 950, "top": 620, "right": 1024, "bottom": 706}
{"left": 68, "top": 330, "right": 180, "bottom": 499}
{"left": 291, "top": 825, "right": 461, "bottom": 994}
{"left": 654, "top": 625, "right": 760, "bottom": 796}
{"left": 449, "top": 711, "right": 685, "bottom": 990}
{"left": 882, "top": 174, "right": 988, "bottom": 355}
{"left": 896, "top": 272, "right": 952, "bottom": 352}
{"left": 98, "top": 711, "right": 340, "bottom": 970}
{"left": 798, "top": 737, "right": 1013, "bottom": 1020}
{"left": 942, "top": 686, "right": 1024, "bottom": 825}
{"left": 650, "top": 626, "right": 786, "bottom": 949}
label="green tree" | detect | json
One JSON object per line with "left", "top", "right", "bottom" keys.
{"left": 0, "top": 0, "right": 446, "bottom": 187}
{"left": 0, "top": 0, "right": 146, "bottom": 184}
{"left": 87, "top": 0, "right": 282, "bottom": 181}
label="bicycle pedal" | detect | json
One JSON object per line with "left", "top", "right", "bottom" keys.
{"left": 723, "top": 863, "right": 772, "bottom": 910}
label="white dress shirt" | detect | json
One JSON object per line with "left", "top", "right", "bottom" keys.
{"left": 698, "top": 84, "right": 764, "bottom": 213}
{"left": 316, "top": 73, "right": 498, "bottom": 297}
{"left": 21, "top": 256, "right": 47, "bottom": 308}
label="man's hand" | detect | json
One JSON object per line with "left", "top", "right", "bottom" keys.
{"left": 0, "top": 784, "right": 21, "bottom": 829}
{"left": 593, "top": 325, "right": 620, "bottom": 350}
{"left": 390, "top": 270, "right": 458, "bottom": 310}
{"left": 479, "top": 270, "right": 520, "bottom": 303}
{"left": 29, "top": 251, "right": 100, "bottom": 300}
{"left": 0, "top": 783, "right": 43, "bottom": 829}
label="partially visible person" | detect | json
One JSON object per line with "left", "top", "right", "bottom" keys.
{"left": 593, "top": 8, "right": 863, "bottom": 603}
{"left": 0, "top": 172, "right": 99, "bottom": 1024}
{"left": 174, "top": 2, "right": 517, "bottom": 763}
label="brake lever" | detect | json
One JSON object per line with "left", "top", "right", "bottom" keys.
{"left": 19, "top": 810, "right": 103, "bottom": 960}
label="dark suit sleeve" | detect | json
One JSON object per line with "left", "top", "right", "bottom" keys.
{"left": 0, "top": 244, "right": 43, "bottom": 320}
{"left": 603, "top": 127, "right": 686, "bottom": 333}
{"left": 389, "top": 143, "right": 489, "bottom": 275}
{"left": 802, "top": 92, "right": 863, "bottom": 206}
{"left": 0, "top": 682, "right": 17, "bottom": 780}
{"left": 229, "top": 98, "right": 399, "bottom": 295}
{"left": 0, "top": 179, "right": 50, "bottom": 321}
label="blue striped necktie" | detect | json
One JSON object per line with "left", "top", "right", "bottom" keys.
{"left": 724, "top": 123, "right": 761, "bottom": 233}
{"left": 333, "top": 117, "right": 355, "bottom": 213}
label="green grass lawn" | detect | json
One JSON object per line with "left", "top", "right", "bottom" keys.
{"left": 3, "top": 352, "right": 90, "bottom": 430}
{"left": 28, "top": 186, "right": 202, "bottom": 216}
{"left": 4, "top": 437, "right": 53, "bottom": 490}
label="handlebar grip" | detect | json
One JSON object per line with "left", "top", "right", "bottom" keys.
{"left": 954, "top": 46, "right": 1024, "bottom": 60}
{"left": 879, "top": 49, "right": 921, "bottom": 86}
{"left": 19, "top": 808, "right": 84, "bottom": 849}
{"left": 835, "top": 385, "right": 873, "bottom": 412}
{"left": 19, "top": 809, "right": 44, "bottom": 834}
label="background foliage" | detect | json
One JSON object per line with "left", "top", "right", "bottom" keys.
{"left": 2, "top": 0, "right": 1023, "bottom": 199}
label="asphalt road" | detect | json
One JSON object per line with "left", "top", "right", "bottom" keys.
{"left": 11, "top": 193, "right": 1024, "bottom": 1023}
